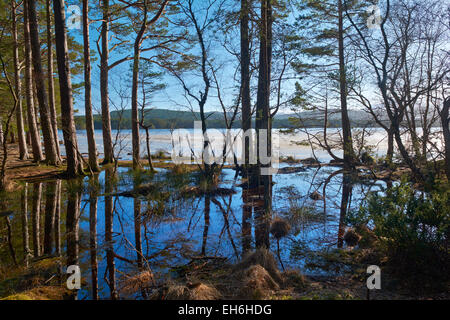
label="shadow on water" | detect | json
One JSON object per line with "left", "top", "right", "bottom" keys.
{"left": 0, "top": 165, "right": 387, "bottom": 299}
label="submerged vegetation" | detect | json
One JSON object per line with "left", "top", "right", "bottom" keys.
{"left": 0, "top": 0, "right": 449, "bottom": 302}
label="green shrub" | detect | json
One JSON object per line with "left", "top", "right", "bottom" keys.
{"left": 347, "top": 181, "right": 450, "bottom": 291}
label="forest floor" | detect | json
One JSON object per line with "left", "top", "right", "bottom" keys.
{"left": 1, "top": 248, "right": 448, "bottom": 300}
{"left": 1, "top": 144, "right": 67, "bottom": 185}
{"left": 154, "top": 247, "right": 450, "bottom": 301}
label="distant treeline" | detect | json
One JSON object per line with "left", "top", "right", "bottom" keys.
{"left": 74, "top": 108, "right": 401, "bottom": 130}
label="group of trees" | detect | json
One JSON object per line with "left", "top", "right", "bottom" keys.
{"left": 291, "top": 0, "right": 449, "bottom": 180}
{"left": 0, "top": 0, "right": 448, "bottom": 188}
{"left": 0, "top": 0, "right": 84, "bottom": 188}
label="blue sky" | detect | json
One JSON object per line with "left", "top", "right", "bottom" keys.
{"left": 66, "top": 0, "right": 249, "bottom": 117}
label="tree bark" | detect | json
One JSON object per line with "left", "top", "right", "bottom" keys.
{"left": 100, "top": 0, "right": 114, "bottom": 164}
{"left": 338, "top": 0, "right": 355, "bottom": 170}
{"left": 27, "top": 0, "right": 60, "bottom": 165}
{"left": 241, "top": 0, "right": 251, "bottom": 174}
{"left": 131, "top": 35, "right": 145, "bottom": 170}
{"left": 386, "top": 125, "right": 394, "bottom": 164}
{"left": 46, "top": 0, "right": 62, "bottom": 162}
{"left": 83, "top": 0, "right": 100, "bottom": 172}
{"left": 11, "top": 0, "right": 29, "bottom": 160}
{"left": 23, "top": 1, "right": 42, "bottom": 161}
{"left": 53, "top": 0, "right": 84, "bottom": 177}
{"left": 252, "top": 1, "right": 274, "bottom": 244}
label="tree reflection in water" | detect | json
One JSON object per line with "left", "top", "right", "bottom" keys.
{"left": 0, "top": 166, "right": 387, "bottom": 300}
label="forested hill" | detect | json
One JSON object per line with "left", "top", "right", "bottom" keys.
{"left": 74, "top": 108, "right": 423, "bottom": 130}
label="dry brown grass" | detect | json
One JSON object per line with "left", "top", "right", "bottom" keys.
{"left": 239, "top": 265, "right": 279, "bottom": 299}
{"left": 156, "top": 282, "right": 221, "bottom": 300}
{"left": 119, "top": 271, "right": 154, "bottom": 296}
{"left": 234, "top": 248, "right": 282, "bottom": 284}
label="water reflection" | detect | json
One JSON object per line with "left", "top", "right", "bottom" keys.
{"left": 0, "top": 166, "right": 386, "bottom": 299}
{"left": 338, "top": 173, "right": 354, "bottom": 248}
{"left": 89, "top": 175, "right": 99, "bottom": 300}
{"left": 241, "top": 187, "right": 252, "bottom": 255}
{"left": 43, "top": 181, "right": 57, "bottom": 255}
{"left": 66, "top": 180, "right": 81, "bottom": 300}
{"left": 32, "top": 183, "right": 41, "bottom": 257}
{"left": 104, "top": 167, "right": 118, "bottom": 300}
{"left": 21, "top": 183, "right": 31, "bottom": 267}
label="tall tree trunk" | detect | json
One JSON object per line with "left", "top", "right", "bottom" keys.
{"left": 264, "top": 0, "right": 273, "bottom": 215}
{"left": 53, "top": 0, "right": 84, "bottom": 177}
{"left": 11, "top": 0, "right": 29, "bottom": 160}
{"left": 241, "top": 0, "right": 251, "bottom": 174}
{"left": 255, "top": 0, "right": 272, "bottom": 218}
{"left": 253, "top": 0, "right": 272, "bottom": 249}
{"left": 27, "top": 0, "right": 60, "bottom": 165}
{"left": 338, "top": 0, "right": 355, "bottom": 170}
{"left": 46, "top": 0, "right": 62, "bottom": 162}
{"left": 131, "top": 0, "right": 149, "bottom": 170}
{"left": 131, "top": 40, "right": 144, "bottom": 170}
{"left": 255, "top": 0, "right": 272, "bottom": 166}
{"left": 100, "top": 0, "right": 114, "bottom": 164}
{"left": 23, "top": 14, "right": 44, "bottom": 162}
{"left": 82, "top": 0, "right": 100, "bottom": 172}
{"left": 442, "top": 98, "right": 450, "bottom": 181}
{"left": 131, "top": 0, "right": 168, "bottom": 170}
{"left": 386, "top": 125, "right": 394, "bottom": 164}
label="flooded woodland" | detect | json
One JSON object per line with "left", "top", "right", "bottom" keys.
{"left": 1, "top": 146, "right": 448, "bottom": 300}
{"left": 0, "top": 0, "right": 449, "bottom": 301}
